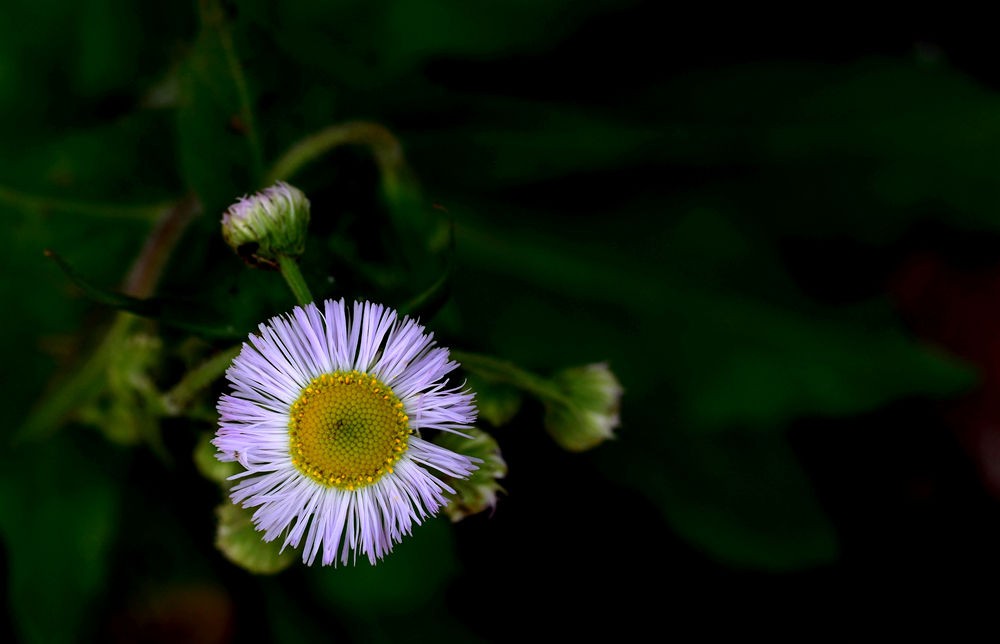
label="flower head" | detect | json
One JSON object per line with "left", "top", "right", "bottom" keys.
{"left": 544, "top": 362, "right": 623, "bottom": 451}
{"left": 221, "top": 181, "right": 310, "bottom": 268}
{"left": 215, "top": 299, "right": 478, "bottom": 566}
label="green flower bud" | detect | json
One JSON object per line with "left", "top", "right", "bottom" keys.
{"left": 433, "top": 428, "right": 506, "bottom": 522}
{"left": 194, "top": 432, "right": 240, "bottom": 487}
{"left": 221, "top": 181, "right": 310, "bottom": 268}
{"left": 215, "top": 503, "right": 296, "bottom": 574}
{"left": 544, "top": 363, "right": 623, "bottom": 452}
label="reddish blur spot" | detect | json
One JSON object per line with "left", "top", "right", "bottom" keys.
{"left": 108, "top": 584, "right": 234, "bottom": 644}
{"left": 892, "top": 251, "right": 1000, "bottom": 496}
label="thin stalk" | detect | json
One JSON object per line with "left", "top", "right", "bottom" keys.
{"left": 278, "top": 254, "right": 313, "bottom": 305}
{"left": 264, "top": 121, "right": 406, "bottom": 197}
{"left": 451, "top": 350, "right": 568, "bottom": 404}
{"left": 162, "top": 344, "right": 242, "bottom": 415}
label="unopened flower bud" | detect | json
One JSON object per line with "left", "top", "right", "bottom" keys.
{"left": 544, "top": 362, "right": 623, "bottom": 452}
{"left": 221, "top": 181, "right": 310, "bottom": 268}
{"left": 434, "top": 428, "right": 506, "bottom": 521}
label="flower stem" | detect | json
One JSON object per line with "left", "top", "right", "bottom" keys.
{"left": 162, "top": 344, "right": 242, "bottom": 415}
{"left": 451, "top": 350, "right": 569, "bottom": 404}
{"left": 124, "top": 194, "right": 202, "bottom": 298}
{"left": 264, "top": 121, "right": 407, "bottom": 198}
{"left": 278, "top": 255, "right": 313, "bottom": 305}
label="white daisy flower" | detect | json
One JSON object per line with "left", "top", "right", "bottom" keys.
{"left": 215, "top": 299, "right": 478, "bottom": 566}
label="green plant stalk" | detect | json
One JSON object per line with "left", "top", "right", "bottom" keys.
{"left": 264, "top": 121, "right": 407, "bottom": 197}
{"left": 278, "top": 254, "right": 313, "bottom": 306}
{"left": 451, "top": 350, "right": 569, "bottom": 405}
{"left": 163, "top": 344, "right": 243, "bottom": 415}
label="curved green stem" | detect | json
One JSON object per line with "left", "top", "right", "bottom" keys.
{"left": 265, "top": 121, "right": 408, "bottom": 197}
{"left": 278, "top": 255, "right": 313, "bottom": 305}
{"left": 451, "top": 350, "right": 568, "bottom": 404}
{"left": 162, "top": 344, "right": 242, "bottom": 415}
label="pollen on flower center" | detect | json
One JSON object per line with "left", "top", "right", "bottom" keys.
{"left": 288, "top": 371, "right": 410, "bottom": 490}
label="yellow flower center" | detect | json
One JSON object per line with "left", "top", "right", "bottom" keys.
{"left": 288, "top": 371, "right": 410, "bottom": 490}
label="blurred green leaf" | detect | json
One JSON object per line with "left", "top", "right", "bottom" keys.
{"left": 674, "top": 306, "right": 974, "bottom": 430}
{"left": 77, "top": 332, "right": 165, "bottom": 451}
{"left": 0, "top": 434, "right": 124, "bottom": 643}
{"left": 644, "top": 61, "right": 1000, "bottom": 241}
{"left": 609, "top": 432, "right": 838, "bottom": 570}
{"left": 176, "top": 1, "right": 259, "bottom": 214}
{"left": 244, "top": 0, "right": 632, "bottom": 89}
{"left": 215, "top": 502, "right": 296, "bottom": 575}
{"left": 0, "top": 112, "right": 181, "bottom": 205}
{"left": 72, "top": 0, "right": 143, "bottom": 99}
{"left": 409, "top": 99, "right": 658, "bottom": 188}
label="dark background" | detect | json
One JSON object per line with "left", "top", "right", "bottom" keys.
{"left": 2, "top": 2, "right": 999, "bottom": 641}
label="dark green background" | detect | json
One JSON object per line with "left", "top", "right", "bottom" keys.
{"left": 2, "top": 2, "right": 997, "bottom": 640}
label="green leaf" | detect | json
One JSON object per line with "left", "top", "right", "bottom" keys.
{"left": 215, "top": 502, "right": 296, "bottom": 575}
{"left": 176, "top": 1, "right": 260, "bottom": 214}
{"left": 0, "top": 433, "right": 124, "bottom": 643}
{"left": 0, "top": 1, "right": 188, "bottom": 140}
{"left": 636, "top": 61, "right": 1000, "bottom": 241}
{"left": 676, "top": 310, "right": 975, "bottom": 430}
{"left": 408, "top": 99, "right": 657, "bottom": 188}
{"left": 607, "top": 432, "right": 838, "bottom": 570}
{"left": 0, "top": 112, "right": 181, "bottom": 206}
{"left": 245, "top": 0, "right": 632, "bottom": 88}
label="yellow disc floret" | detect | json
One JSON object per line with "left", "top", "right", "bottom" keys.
{"left": 288, "top": 370, "right": 410, "bottom": 490}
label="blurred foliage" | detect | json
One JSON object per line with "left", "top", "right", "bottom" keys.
{"left": 0, "top": 434, "right": 125, "bottom": 643}
{"left": 0, "top": 0, "right": 989, "bottom": 641}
